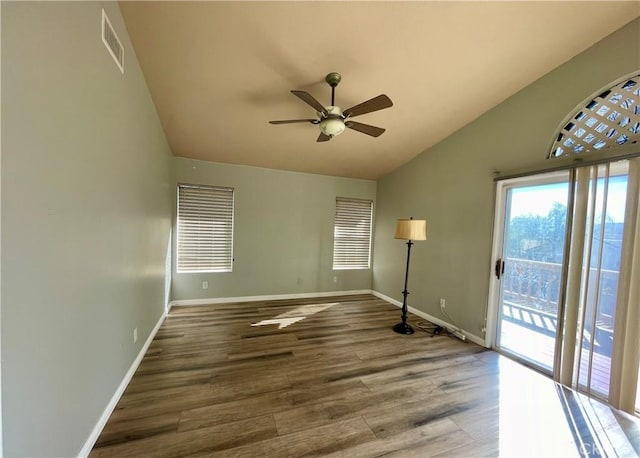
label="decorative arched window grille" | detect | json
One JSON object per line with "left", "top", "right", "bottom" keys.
{"left": 549, "top": 75, "right": 640, "bottom": 158}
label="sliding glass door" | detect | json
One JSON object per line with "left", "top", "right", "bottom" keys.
{"left": 490, "top": 160, "right": 638, "bottom": 409}
{"left": 494, "top": 172, "right": 570, "bottom": 373}
{"left": 572, "top": 164, "right": 627, "bottom": 399}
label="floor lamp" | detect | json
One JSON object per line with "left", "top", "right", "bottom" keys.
{"left": 393, "top": 217, "right": 427, "bottom": 335}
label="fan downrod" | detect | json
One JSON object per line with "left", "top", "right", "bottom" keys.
{"left": 325, "top": 72, "right": 341, "bottom": 88}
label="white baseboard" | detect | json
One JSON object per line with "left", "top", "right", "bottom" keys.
{"left": 169, "top": 289, "right": 372, "bottom": 308}
{"left": 78, "top": 310, "right": 167, "bottom": 457}
{"left": 371, "top": 290, "right": 486, "bottom": 347}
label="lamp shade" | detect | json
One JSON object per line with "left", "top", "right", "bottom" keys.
{"left": 394, "top": 219, "right": 427, "bottom": 241}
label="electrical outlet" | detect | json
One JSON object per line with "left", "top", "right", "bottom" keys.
{"left": 333, "top": 276, "right": 338, "bottom": 283}
{"left": 440, "top": 298, "right": 446, "bottom": 309}
{"left": 202, "top": 281, "right": 209, "bottom": 289}
{"left": 133, "top": 327, "right": 138, "bottom": 344}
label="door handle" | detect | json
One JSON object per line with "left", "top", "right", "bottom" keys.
{"left": 495, "top": 258, "right": 504, "bottom": 279}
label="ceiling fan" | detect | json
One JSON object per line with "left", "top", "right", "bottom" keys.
{"left": 269, "top": 72, "right": 393, "bottom": 142}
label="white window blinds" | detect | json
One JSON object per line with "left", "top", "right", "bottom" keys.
{"left": 333, "top": 198, "right": 373, "bottom": 270}
{"left": 177, "top": 184, "right": 234, "bottom": 273}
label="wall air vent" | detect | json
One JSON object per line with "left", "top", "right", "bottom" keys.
{"left": 101, "top": 9, "right": 124, "bottom": 73}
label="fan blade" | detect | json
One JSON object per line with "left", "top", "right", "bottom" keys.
{"left": 343, "top": 94, "right": 393, "bottom": 118}
{"left": 269, "top": 119, "right": 318, "bottom": 125}
{"left": 317, "top": 133, "right": 331, "bottom": 142}
{"left": 291, "top": 90, "right": 328, "bottom": 116}
{"left": 345, "top": 121, "right": 386, "bottom": 137}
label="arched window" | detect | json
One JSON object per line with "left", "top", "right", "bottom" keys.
{"left": 549, "top": 75, "right": 640, "bottom": 158}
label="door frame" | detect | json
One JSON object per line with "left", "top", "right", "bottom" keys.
{"left": 485, "top": 171, "right": 571, "bottom": 352}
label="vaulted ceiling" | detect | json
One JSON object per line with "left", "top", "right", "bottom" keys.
{"left": 120, "top": 1, "right": 639, "bottom": 179}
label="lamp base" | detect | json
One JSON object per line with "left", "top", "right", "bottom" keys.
{"left": 393, "top": 322, "right": 415, "bottom": 335}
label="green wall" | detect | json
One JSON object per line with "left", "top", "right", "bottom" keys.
{"left": 1, "top": 3, "right": 638, "bottom": 456}
{"left": 172, "top": 158, "right": 376, "bottom": 301}
{"left": 373, "top": 18, "right": 640, "bottom": 342}
{"left": 1, "top": 2, "right": 172, "bottom": 456}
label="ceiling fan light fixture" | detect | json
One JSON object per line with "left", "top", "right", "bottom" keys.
{"left": 320, "top": 117, "right": 345, "bottom": 137}
{"left": 269, "top": 75, "right": 393, "bottom": 141}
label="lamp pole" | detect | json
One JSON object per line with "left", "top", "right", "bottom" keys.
{"left": 394, "top": 238, "right": 415, "bottom": 335}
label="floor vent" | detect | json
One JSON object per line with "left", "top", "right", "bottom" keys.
{"left": 101, "top": 9, "right": 124, "bottom": 73}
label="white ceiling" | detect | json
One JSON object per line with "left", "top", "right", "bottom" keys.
{"left": 120, "top": 1, "right": 640, "bottom": 179}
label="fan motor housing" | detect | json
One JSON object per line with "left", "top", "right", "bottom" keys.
{"left": 319, "top": 106, "right": 343, "bottom": 117}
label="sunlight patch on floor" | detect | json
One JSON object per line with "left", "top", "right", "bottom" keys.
{"left": 251, "top": 302, "right": 337, "bottom": 329}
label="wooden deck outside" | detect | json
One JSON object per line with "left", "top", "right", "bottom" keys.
{"left": 91, "top": 294, "right": 640, "bottom": 457}
{"left": 501, "top": 302, "right": 612, "bottom": 396}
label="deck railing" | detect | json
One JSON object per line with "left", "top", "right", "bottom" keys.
{"left": 502, "top": 257, "right": 618, "bottom": 353}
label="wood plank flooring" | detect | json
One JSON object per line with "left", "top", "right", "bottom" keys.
{"left": 91, "top": 294, "right": 640, "bottom": 457}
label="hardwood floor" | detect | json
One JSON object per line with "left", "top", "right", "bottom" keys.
{"left": 91, "top": 294, "right": 640, "bottom": 457}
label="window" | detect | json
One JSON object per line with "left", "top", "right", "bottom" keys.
{"left": 177, "top": 184, "right": 234, "bottom": 273}
{"left": 333, "top": 197, "right": 373, "bottom": 270}
{"left": 549, "top": 75, "right": 639, "bottom": 158}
